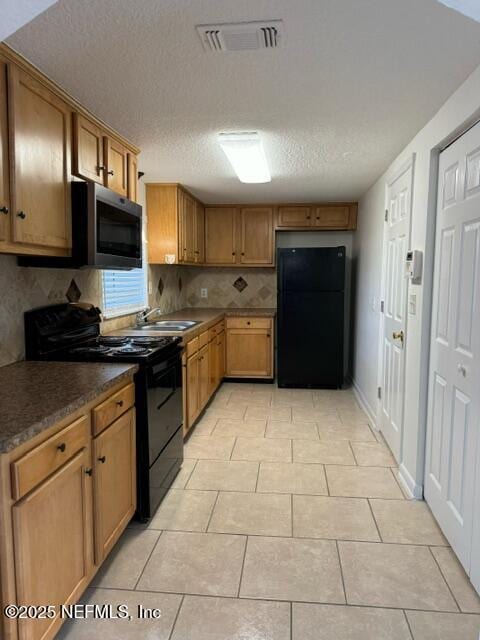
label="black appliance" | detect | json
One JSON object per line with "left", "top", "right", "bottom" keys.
{"left": 277, "top": 247, "right": 345, "bottom": 388}
{"left": 24, "top": 302, "right": 183, "bottom": 521}
{"left": 18, "top": 182, "right": 142, "bottom": 270}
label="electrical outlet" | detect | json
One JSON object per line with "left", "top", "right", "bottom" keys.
{"left": 201, "top": 288, "right": 208, "bottom": 299}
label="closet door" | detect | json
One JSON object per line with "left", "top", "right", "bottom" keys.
{"left": 424, "top": 120, "right": 480, "bottom": 579}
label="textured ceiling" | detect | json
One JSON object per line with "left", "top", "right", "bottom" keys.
{"left": 7, "top": 0, "right": 480, "bottom": 203}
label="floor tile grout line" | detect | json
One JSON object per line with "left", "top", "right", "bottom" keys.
{"left": 237, "top": 535, "right": 250, "bottom": 598}
{"left": 90, "top": 585, "right": 471, "bottom": 615}
{"left": 428, "top": 545, "right": 462, "bottom": 612}
{"left": 167, "top": 593, "right": 185, "bottom": 640}
{"left": 290, "top": 601, "right": 293, "bottom": 640}
{"left": 204, "top": 490, "right": 221, "bottom": 533}
{"left": 323, "top": 464, "right": 331, "bottom": 496}
{"left": 290, "top": 493, "right": 294, "bottom": 537}
{"left": 366, "top": 498, "right": 383, "bottom": 543}
{"left": 335, "top": 539, "right": 348, "bottom": 605}
{"left": 254, "top": 462, "right": 261, "bottom": 492}
{"left": 348, "top": 440, "right": 358, "bottom": 466}
{"left": 402, "top": 609, "right": 415, "bottom": 640}
{"left": 133, "top": 529, "right": 164, "bottom": 591}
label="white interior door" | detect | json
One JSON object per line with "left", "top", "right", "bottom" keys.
{"left": 380, "top": 159, "right": 413, "bottom": 461}
{"left": 425, "top": 120, "right": 480, "bottom": 580}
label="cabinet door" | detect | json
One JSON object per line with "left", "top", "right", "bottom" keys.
{"left": 205, "top": 207, "right": 237, "bottom": 264}
{"left": 187, "top": 353, "right": 200, "bottom": 426}
{"left": 194, "top": 200, "right": 205, "bottom": 263}
{"left": 105, "top": 137, "right": 128, "bottom": 196}
{"left": 180, "top": 190, "right": 196, "bottom": 263}
{"left": 9, "top": 65, "right": 72, "bottom": 250}
{"left": 314, "top": 205, "right": 350, "bottom": 228}
{"left": 208, "top": 337, "right": 217, "bottom": 395}
{"left": 277, "top": 206, "right": 312, "bottom": 228}
{"left": 93, "top": 409, "right": 136, "bottom": 564}
{"left": 217, "top": 331, "right": 225, "bottom": 382}
{"left": 13, "top": 448, "right": 93, "bottom": 640}
{"left": 73, "top": 113, "right": 105, "bottom": 185}
{"left": 198, "top": 345, "right": 209, "bottom": 409}
{"left": 127, "top": 153, "right": 138, "bottom": 203}
{"left": 226, "top": 329, "right": 273, "bottom": 377}
{"left": 240, "top": 207, "right": 274, "bottom": 265}
{"left": 0, "top": 60, "right": 9, "bottom": 242}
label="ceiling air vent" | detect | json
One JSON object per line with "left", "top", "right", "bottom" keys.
{"left": 196, "top": 20, "right": 283, "bottom": 52}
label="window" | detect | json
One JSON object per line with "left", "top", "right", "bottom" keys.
{"left": 101, "top": 267, "right": 147, "bottom": 318}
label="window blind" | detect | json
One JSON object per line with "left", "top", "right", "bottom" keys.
{"left": 102, "top": 268, "right": 147, "bottom": 317}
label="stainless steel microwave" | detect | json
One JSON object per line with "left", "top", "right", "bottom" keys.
{"left": 18, "top": 182, "right": 142, "bottom": 270}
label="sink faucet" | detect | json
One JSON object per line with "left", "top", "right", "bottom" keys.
{"left": 136, "top": 307, "right": 162, "bottom": 323}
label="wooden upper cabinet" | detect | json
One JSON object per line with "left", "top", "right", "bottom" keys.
{"left": 179, "top": 189, "right": 196, "bottom": 263}
{"left": 73, "top": 114, "right": 105, "bottom": 185}
{"left": 277, "top": 206, "right": 313, "bottom": 228}
{"left": 0, "top": 59, "right": 9, "bottom": 243}
{"left": 93, "top": 409, "right": 136, "bottom": 564}
{"left": 240, "top": 207, "right": 274, "bottom": 265}
{"left": 194, "top": 200, "right": 205, "bottom": 263}
{"left": 105, "top": 137, "right": 128, "bottom": 196}
{"left": 9, "top": 65, "right": 72, "bottom": 251}
{"left": 127, "top": 153, "right": 139, "bottom": 202}
{"left": 205, "top": 207, "right": 237, "bottom": 264}
{"left": 314, "top": 205, "right": 350, "bottom": 228}
{"left": 12, "top": 448, "right": 93, "bottom": 640}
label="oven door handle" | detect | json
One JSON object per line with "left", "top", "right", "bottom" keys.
{"left": 156, "top": 388, "right": 177, "bottom": 411}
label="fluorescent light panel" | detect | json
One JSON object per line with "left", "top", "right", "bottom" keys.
{"left": 436, "top": 0, "right": 480, "bottom": 22}
{"left": 218, "top": 132, "right": 271, "bottom": 183}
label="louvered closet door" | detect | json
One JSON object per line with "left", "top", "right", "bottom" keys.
{"left": 425, "top": 120, "right": 480, "bottom": 582}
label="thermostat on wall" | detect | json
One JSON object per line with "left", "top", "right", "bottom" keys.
{"left": 406, "top": 250, "right": 423, "bottom": 284}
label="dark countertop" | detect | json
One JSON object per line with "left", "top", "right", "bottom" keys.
{"left": 0, "top": 361, "right": 138, "bottom": 453}
{"left": 107, "top": 307, "right": 276, "bottom": 342}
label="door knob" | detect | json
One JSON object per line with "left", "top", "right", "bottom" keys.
{"left": 457, "top": 364, "right": 468, "bottom": 377}
{"left": 392, "top": 330, "right": 404, "bottom": 343}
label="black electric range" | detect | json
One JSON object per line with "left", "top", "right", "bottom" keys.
{"left": 24, "top": 302, "right": 184, "bottom": 521}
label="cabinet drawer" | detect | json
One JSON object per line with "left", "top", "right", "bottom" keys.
{"left": 226, "top": 317, "right": 272, "bottom": 329}
{"left": 186, "top": 336, "right": 199, "bottom": 357}
{"left": 198, "top": 330, "right": 209, "bottom": 348}
{"left": 11, "top": 414, "right": 90, "bottom": 501}
{"left": 215, "top": 321, "right": 225, "bottom": 334}
{"left": 92, "top": 383, "right": 135, "bottom": 435}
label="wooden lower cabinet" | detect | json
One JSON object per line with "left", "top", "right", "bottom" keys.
{"left": 12, "top": 448, "right": 93, "bottom": 640}
{"left": 198, "top": 345, "right": 210, "bottom": 409}
{"left": 226, "top": 317, "right": 274, "bottom": 379}
{"left": 92, "top": 409, "right": 136, "bottom": 564}
{"left": 216, "top": 331, "right": 225, "bottom": 382}
{"left": 0, "top": 380, "right": 137, "bottom": 640}
{"left": 186, "top": 351, "right": 200, "bottom": 429}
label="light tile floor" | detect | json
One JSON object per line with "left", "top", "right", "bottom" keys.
{"left": 58, "top": 383, "right": 480, "bottom": 640}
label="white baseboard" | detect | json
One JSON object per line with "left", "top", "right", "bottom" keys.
{"left": 398, "top": 463, "right": 424, "bottom": 500}
{"left": 351, "top": 378, "right": 378, "bottom": 431}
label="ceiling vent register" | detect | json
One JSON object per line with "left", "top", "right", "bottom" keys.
{"left": 196, "top": 20, "right": 283, "bottom": 52}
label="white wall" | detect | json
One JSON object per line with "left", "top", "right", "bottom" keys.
{"left": 352, "top": 61, "right": 480, "bottom": 497}
{"left": 276, "top": 231, "right": 354, "bottom": 377}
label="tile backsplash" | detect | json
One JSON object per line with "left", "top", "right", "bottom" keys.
{"left": 0, "top": 256, "right": 276, "bottom": 368}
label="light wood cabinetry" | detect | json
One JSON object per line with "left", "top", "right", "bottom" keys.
{"left": 277, "top": 203, "right": 357, "bottom": 230}
{"left": 205, "top": 207, "right": 237, "bottom": 264}
{"left": 186, "top": 350, "right": 200, "bottom": 429}
{"left": 92, "top": 408, "right": 136, "bottom": 563}
{"left": 240, "top": 207, "right": 274, "bottom": 265}
{"left": 198, "top": 344, "right": 210, "bottom": 409}
{"left": 147, "top": 183, "right": 205, "bottom": 265}
{"left": 0, "top": 59, "right": 9, "bottom": 243}
{"left": 0, "top": 379, "right": 137, "bottom": 640}
{"left": 0, "top": 44, "right": 140, "bottom": 259}
{"left": 9, "top": 64, "right": 72, "bottom": 253}
{"left": 226, "top": 316, "right": 274, "bottom": 379}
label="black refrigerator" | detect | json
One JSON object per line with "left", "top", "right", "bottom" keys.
{"left": 277, "top": 247, "right": 345, "bottom": 388}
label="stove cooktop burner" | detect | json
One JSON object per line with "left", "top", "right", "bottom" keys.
{"left": 70, "top": 345, "right": 112, "bottom": 355}
{"left": 130, "top": 336, "right": 169, "bottom": 346}
{"left": 98, "top": 336, "right": 129, "bottom": 346}
{"left": 115, "top": 345, "right": 150, "bottom": 355}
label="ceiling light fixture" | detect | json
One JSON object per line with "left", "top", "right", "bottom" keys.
{"left": 218, "top": 132, "right": 271, "bottom": 183}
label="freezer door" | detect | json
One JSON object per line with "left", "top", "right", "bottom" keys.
{"left": 277, "top": 247, "right": 345, "bottom": 292}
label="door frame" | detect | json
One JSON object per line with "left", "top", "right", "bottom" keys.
{"left": 376, "top": 153, "right": 415, "bottom": 464}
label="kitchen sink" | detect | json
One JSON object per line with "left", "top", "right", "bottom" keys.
{"left": 135, "top": 320, "right": 200, "bottom": 331}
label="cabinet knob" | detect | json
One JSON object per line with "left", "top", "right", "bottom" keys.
{"left": 85, "top": 468, "right": 93, "bottom": 476}
{"left": 57, "top": 442, "right": 66, "bottom": 453}
{"left": 107, "top": 170, "right": 114, "bottom": 176}
{"left": 116, "top": 400, "right": 124, "bottom": 407}
{"left": 232, "top": 252, "right": 235, "bottom": 256}
{"left": 17, "top": 211, "right": 26, "bottom": 219}
{"left": 98, "top": 455, "right": 106, "bottom": 464}
{"left": 241, "top": 252, "right": 245, "bottom": 256}
{"left": 0, "top": 206, "right": 8, "bottom": 214}
{"left": 247, "top": 321, "right": 251, "bottom": 325}
{"left": 267, "top": 333, "right": 271, "bottom": 337}
{"left": 306, "top": 216, "right": 311, "bottom": 220}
